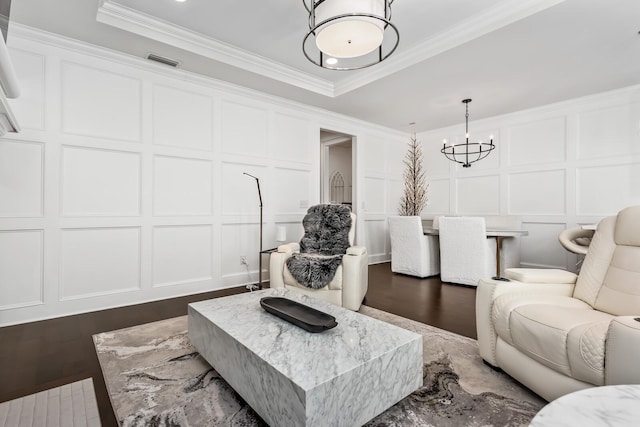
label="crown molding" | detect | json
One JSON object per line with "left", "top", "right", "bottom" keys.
{"left": 96, "top": 0, "right": 334, "bottom": 97}
{"left": 333, "top": 0, "right": 567, "bottom": 96}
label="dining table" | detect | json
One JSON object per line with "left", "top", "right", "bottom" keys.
{"left": 423, "top": 226, "right": 529, "bottom": 280}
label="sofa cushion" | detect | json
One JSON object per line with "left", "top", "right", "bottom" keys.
{"left": 493, "top": 293, "right": 612, "bottom": 385}
{"left": 284, "top": 263, "right": 343, "bottom": 290}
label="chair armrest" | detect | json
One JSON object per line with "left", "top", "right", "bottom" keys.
{"left": 476, "top": 277, "right": 576, "bottom": 366}
{"left": 606, "top": 316, "right": 640, "bottom": 384}
{"left": 270, "top": 243, "right": 299, "bottom": 288}
{"left": 341, "top": 247, "right": 368, "bottom": 311}
{"left": 277, "top": 242, "right": 300, "bottom": 254}
{"left": 346, "top": 246, "right": 366, "bottom": 256}
{"left": 504, "top": 268, "right": 577, "bottom": 284}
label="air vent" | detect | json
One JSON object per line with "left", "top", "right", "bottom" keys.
{"left": 145, "top": 53, "right": 181, "bottom": 68}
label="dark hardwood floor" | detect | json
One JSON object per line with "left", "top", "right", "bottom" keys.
{"left": 0, "top": 262, "right": 476, "bottom": 426}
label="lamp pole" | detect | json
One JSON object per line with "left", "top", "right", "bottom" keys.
{"left": 243, "top": 172, "right": 263, "bottom": 290}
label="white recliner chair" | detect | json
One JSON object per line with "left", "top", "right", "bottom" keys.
{"left": 476, "top": 205, "right": 640, "bottom": 401}
{"left": 388, "top": 216, "right": 439, "bottom": 278}
{"left": 270, "top": 204, "right": 368, "bottom": 311}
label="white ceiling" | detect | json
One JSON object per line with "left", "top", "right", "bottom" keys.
{"left": 9, "top": 0, "right": 640, "bottom": 132}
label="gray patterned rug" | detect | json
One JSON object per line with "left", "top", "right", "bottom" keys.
{"left": 93, "top": 305, "right": 545, "bottom": 426}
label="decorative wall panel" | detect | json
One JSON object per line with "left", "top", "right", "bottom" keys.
{"left": 220, "top": 223, "right": 260, "bottom": 277}
{"left": 424, "top": 178, "right": 450, "bottom": 215}
{"left": 520, "top": 222, "right": 567, "bottom": 269}
{"left": 8, "top": 48, "right": 45, "bottom": 130}
{"left": 152, "top": 225, "right": 213, "bottom": 287}
{"left": 386, "top": 137, "right": 405, "bottom": 178}
{"left": 272, "top": 112, "right": 312, "bottom": 163}
{"left": 509, "top": 170, "right": 565, "bottom": 215}
{"left": 578, "top": 104, "right": 640, "bottom": 160}
{"left": 364, "top": 135, "right": 386, "bottom": 176}
{"left": 273, "top": 167, "right": 312, "bottom": 214}
{"left": 61, "top": 62, "right": 141, "bottom": 141}
{"left": 364, "top": 177, "right": 385, "bottom": 213}
{"left": 0, "top": 230, "right": 43, "bottom": 309}
{"left": 456, "top": 175, "right": 499, "bottom": 214}
{"left": 220, "top": 163, "right": 268, "bottom": 215}
{"left": 60, "top": 227, "right": 140, "bottom": 300}
{"left": 152, "top": 85, "right": 213, "bottom": 151}
{"left": 153, "top": 155, "right": 212, "bottom": 216}
{"left": 386, "top": 178, "right": 402, "bottom": 216}
{"left": 509, "top": 117, "right": 566, "bottom": 166}
{"left": 577, "top": 163, "right": 640, "bottom": 216}
{"left": 0, "top": 140, "right": 43, "bottom": 217}
{"left": 61, "top": 146, "right": 140, "bottom": 216}
{"left": 365, "top": 220, "right": 386, "bottom": 257}
{"left": 423, "top": 134, "right": 452, "bottom": 176}
{"left": 221, "top": 100, "right": 268, "bottom": 156}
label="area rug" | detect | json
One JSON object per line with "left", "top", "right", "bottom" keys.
{"left": 93, "top": 305, "right": 545, "bottom": 426}
{"left": 0, "top": 378, "right": 100, "bottom": 427}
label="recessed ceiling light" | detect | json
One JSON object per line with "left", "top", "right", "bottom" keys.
{"left": 326, "top": 57, "right": 338, "bottom": 65}
{"left": 175, "top": 0, "right": 187, "bottom": 3}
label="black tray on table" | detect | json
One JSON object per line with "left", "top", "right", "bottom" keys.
{"left": 260, "top": 297, "right": 338, "bottom": 333}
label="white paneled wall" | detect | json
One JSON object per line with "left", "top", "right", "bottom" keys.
{"left": 418, "top": 85, "right": 640, "bottom": 271}
{"left": 0, "top": 27, "right": 405, "bottom": 326}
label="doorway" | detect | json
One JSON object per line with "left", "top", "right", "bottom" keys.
{"left": 320, "top": 130, "right": 353, "bottom": 208}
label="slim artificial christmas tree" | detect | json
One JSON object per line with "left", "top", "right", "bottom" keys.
{"left": 398, "top": 133, "right": 428, "bottom": 216}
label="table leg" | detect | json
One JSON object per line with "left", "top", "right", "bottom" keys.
{"left": 492, "top": 236, "right": 510, "bottom": 281}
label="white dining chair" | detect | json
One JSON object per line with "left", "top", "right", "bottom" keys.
{"left": 388, "top": 216, "right": 440, "bottom": 278}
{"left": 438, "top": 216, "right": 495, "bottom": 286}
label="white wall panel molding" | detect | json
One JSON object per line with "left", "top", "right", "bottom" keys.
{"left": 424, "top": 178, "right": 451, "bottom": 216}
{"left": 520, "top": 222, "right": 568, "bottom": 270}
{"left": 59, "top": 227, "right": 141, "bottom": 301}
{"left": 577, "top": 103, "right": 640, "bottom": 161}
{"left": 60, "top": 61, "right": 142, "bottom": 142}
{"left": 7, "top": 48, "right": 46, "bottom": 131}
{"left": 0, "top": 229, "right": 44, "bottom": 310}
{"left": 364, "top": 219, "right": 387, "bottom": 263}
{"left": 509, "top": 169, "right": 566, "bottom": 215}
{"left": 273, "top": 167, "right": 313, "bottom": 215}
{"left": 153, "top": 155, "right": 213, "bottom": 216}
{"left": 60, "top": 145, "right": 141, "bottom": 217}
{"left": 152, "top": 83, "right": 213, "bottom": 152}
{"left": 0, "top": 139, "right": 44, "bottom": 218}
{"left": 272, "top": 112, "right": 314, "bottom": 164}
{"left": 220, "top": 99, "right": 268, "bottom": 157}
{"left": 152, "top": 224, "right": 213, "bottom": 288}
{"left": 456, "top": 174, "right": 500, "bottom": 215}
{"left": 576, "top": 162, "right": 640, "bottom": 216}
{"left": 220, "top": 162, "right": 269, "bottom": 216}
{"left": 509, "top": 116, "right": 566, "bottom": 166}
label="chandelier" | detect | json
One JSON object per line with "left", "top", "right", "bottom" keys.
{"left": 302, "top": 0, "right": 399, "bottom": 70}
{"left": 441, "top": 99, "right": 495, "bottom": 168}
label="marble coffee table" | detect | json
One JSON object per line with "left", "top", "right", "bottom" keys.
{"left": 188, "top": 288, "right": 423, "bottom": 427}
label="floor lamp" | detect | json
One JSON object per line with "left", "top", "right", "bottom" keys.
{"left": 243, "top": 172, "right": 263, "bottom": 290}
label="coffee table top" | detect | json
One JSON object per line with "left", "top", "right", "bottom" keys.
{"left": 188, "top": 288, "right": 422, "bottom": 390}
{"left": 530, "top": 385, "right": 640, "bottom": 427}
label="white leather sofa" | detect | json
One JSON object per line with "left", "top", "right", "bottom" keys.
{"left": 270, "top": 212, "right": 368, "bottom": 311}
{"left": 476, "top": 205, "right": 640, "bottom": 401}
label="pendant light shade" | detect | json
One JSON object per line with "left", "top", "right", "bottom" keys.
{"left": 303, "top": 0, "right": 399, "bottom": 70}
{"left": 314, "top": 0, "right": 385, "bottom": 58}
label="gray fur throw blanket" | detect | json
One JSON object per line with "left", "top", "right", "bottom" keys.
{"left": 286, "top": 204, "right": 352, "bottom": 289}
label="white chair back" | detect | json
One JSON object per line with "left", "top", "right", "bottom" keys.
{"left": 388, "top": 216, "right": 439, "bottom": 278}
{"left": 439, "top": 216, "right": 495, "bottom": 286}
